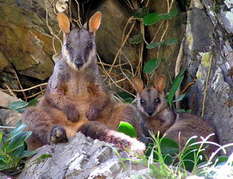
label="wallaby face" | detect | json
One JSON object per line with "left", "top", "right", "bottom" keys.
{"left": 62, "top": 28, "right": 96, "bottom": 69}
{"left": 137, "top": 88, "right": 166, "bottom": 117}
{"left": 57, "top": 12, "right": 102, "bottom": 70}
{"left": 132, "top": 76, "right": 167, "bottom": 117}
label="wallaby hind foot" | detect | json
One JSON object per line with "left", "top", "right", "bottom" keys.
{"left": 50, "top": 126, "right": 68, "bottom": 144}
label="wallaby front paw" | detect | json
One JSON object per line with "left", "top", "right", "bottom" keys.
{"left": 86, "top": 107, "right": 100, "bottom": 121}
{"left": 64, "top": 104, "right": 80, "bottom": 122}
{"left": 50, "top": 126, "right": 68, "bottom": 144}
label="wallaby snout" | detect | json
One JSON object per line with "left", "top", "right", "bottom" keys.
{"left": 74, "top": 58, "right": 85, "bottom": 69}
{"left": 146, "top": 107, "right": 154, "bottom": 116}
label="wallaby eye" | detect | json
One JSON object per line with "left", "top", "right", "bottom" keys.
{"left": 65, "top": 42, "right": 72, "bottom": 49}
{"left": 154, "top": 98, "right": 160, "bottom": 104}
{"left": 87, "top": 42, "right": 93, "bottom": 48}
{"left": 140, "top": 99, "right": 145, "bottom": 105}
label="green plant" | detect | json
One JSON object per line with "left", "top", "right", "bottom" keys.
{"left": 166, "top": 70, "right": 185, "bottom": 106}
{"left": 0, "top": 123, "right": 35, "bottom": 175}
{"left": 7, "top": 99, "right": 38, "bottom": 113}
{"left": 117, "top": 121, "right": 137, "bottom": 138}
{"left": 143, "top": 10, "right": 178, "bottom": 26}
{"left": 137, "top": 133, "right": 230, "bottom": 178}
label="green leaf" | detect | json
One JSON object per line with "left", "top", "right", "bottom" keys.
{"left": 166, "top": 70, "right": 185, "bottom": 105}
{"left": 146, "top": 39, "right": 178, "bottom": 49}
{"left": 160, "top": 137, "right": 179, "bottom": 155}
{"left": 21, "top": 151, "right": 37, "bottom": 158}
{"left": 117, "top": 121, "right": 137, "bottom": 138}
{"left": 34, "top": 154, "right": 52, "bottom": 164}
{"left": 143, "top": 10, "right": 178, "bottom": 26}
{"left": 143, "top": 13, "right": 160, "bottom": 26}
{"left": 159, "top": 137, "right": 179, "bottom": 165}
{"left": 164, "top": 38, "right": 178, "bottom": 45}
{"left": 143, "top": 58, "right": 162, "bottom": 74}
{"left": 7, "top": 99, "right": 38, "bottom": 113}
{"left": 7, "top": 100, "right": 28, "bottom": 113}
{"left": 7, "top": 123, "right": 27, "bottom": 142}
{"left": 7, "top": 131, "right": 32, "bottom": 153}
{"left": 27, "top": 99, "right": 38, "bottom": 107}
{"left": 117, "top": 92, "right": 134, "bottom": 103}
{"left": 216, "top": 155, "right": 228, "bottom": 165}
{"left": 173, "top": 93, "right": 186, "bottom": 102}
{"left": 11, "top": 145, "right": 25, "bottom": 158}
{"left": 129, "top": 34, "right": 143, "bottom": 45}
{"left": 146, "top": 42, "right": 163, "bottom": 49}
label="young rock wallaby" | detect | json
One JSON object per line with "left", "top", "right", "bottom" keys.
{"left": 23, "top": 12, "right": 145, "bottom": 153}
{"left": 131, "top": 76, "right": 218, "bottom": 154}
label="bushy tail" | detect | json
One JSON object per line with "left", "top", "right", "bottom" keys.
{"left": 79, "top": 121, "right": 145, "bottom": 154}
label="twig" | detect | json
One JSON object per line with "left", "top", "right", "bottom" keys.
{"left": 3, "top": 84, "right": 16, "bottom": 97}
{"left": 108, "top": 17, "right": 136, "bottom": 74}
{"left": 1, "top": 83, "right": 47, "bottom": 92}
{"left": 175, "top": 38, "right": 184, "bottom": 109}
{"left": 0, "top": 126, "right": 15, "bottom": 129}
{"left": 26, "top": 90, "right": 46, "bottom": 99}
{"left": 73, "top": 0, "right": 82, "bottom": 27}
{"left": 12, "top": 69, "right": 27, "bottom": 101}
{"left": 181, "top": 81, "right": 195, "bottom": 94}
{"left": 97, "top": 54, "right": 135, "bottom": 97}
{"left": 135, "top": 20, "right": 145, "bottom": 76}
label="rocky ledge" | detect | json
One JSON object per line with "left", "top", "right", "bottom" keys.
{"left": 17, "top": 133, "right": 149, "bottom": 179}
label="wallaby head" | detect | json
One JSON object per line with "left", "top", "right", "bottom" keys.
{"left": 57, "top": 12, "right": 102, "bottom": 70}
{"left": 131, "top": 76, "right": 167, "bottom": 117}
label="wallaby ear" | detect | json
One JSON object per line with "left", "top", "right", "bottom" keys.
{"left": 89, "top": 11, "right": 102, "bottom": 33}
{"left": 131, "top": 77, "right": 144, "bottom": 93}
{"left": 57, "top": 13, "right": 70, "bottom": 33}
{"left": 154, "top": 75, "right": 166, "bottom": 93}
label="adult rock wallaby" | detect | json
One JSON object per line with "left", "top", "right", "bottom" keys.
{"left": 23, "top": 12, "right": 145, "bottom": 153}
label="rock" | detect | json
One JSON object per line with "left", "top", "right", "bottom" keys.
{"left": 0, "top": 0, "right": 57, "bottom": 81}
{"left": 0, "top": 52, "right": 9, "bottom": 70}
{"left": 184, "top": 0, "right": 233, "bottom": 154}
{"left": 224, "top": 0, "right": 233, "bottom": 9}
{"left": 220, "top": 11, "right": 233, "bottom": 33}
{"left": 0, "top": 91, "right": 19, "bottom": 108}
{"left": 0, "top": 109, "right": 22, "bottom": 127}
{"left": 96, "top": 0, "right": 139, "bottom": 65}
{"left": 18, "top": 133, "right": 149, "bottom": 179}
{"left": 0, "top": 91, "right": 22, "bottom": 127}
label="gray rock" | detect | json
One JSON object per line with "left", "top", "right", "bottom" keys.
{"left": 224, "top": 0, "right": 233, "bottom": 9}
{"left": 0, "top": 91, "right": 19, "bottom": 108}
{"left": 18, "top": 133, "right": 149, "bottom": 179}
{"left": 96, "top": 0, "right": 139, "bottom": 65}
{"left": 184, "top": 0, "right": 233, "bottom": 154}
{"left": 220, "top": 11, "right": 233, "bottom": 33}
{"left": 0, "top": 109, "right": 21, "bottom": 127}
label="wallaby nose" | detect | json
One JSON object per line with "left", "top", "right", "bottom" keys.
{"left": 147, "top": 108, "right": 154, "bottom": 116}
{"left": 148, "top": 111, "right": 154, "bottom": 116}
{"left": 75, "top": 59, "right": 84, "bottom": 68}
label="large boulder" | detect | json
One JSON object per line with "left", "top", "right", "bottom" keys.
{"left": 18, "top": 133, "right": 149, "bottom": 179}
{"left": 183, "top": 0, "right": 233, "bottom": 154}
{"left": 0, "top": 0, "right": 57, "bottom": 82}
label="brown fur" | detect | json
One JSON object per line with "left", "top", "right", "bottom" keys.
{"left": 165, "top": 117, "right": 218, "bottom": 154}
{"left": 23, "top": 12, "right": 145, "bottom": 153}
{"left": 132, "top": 76, "right": 218, "bottom": 155}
